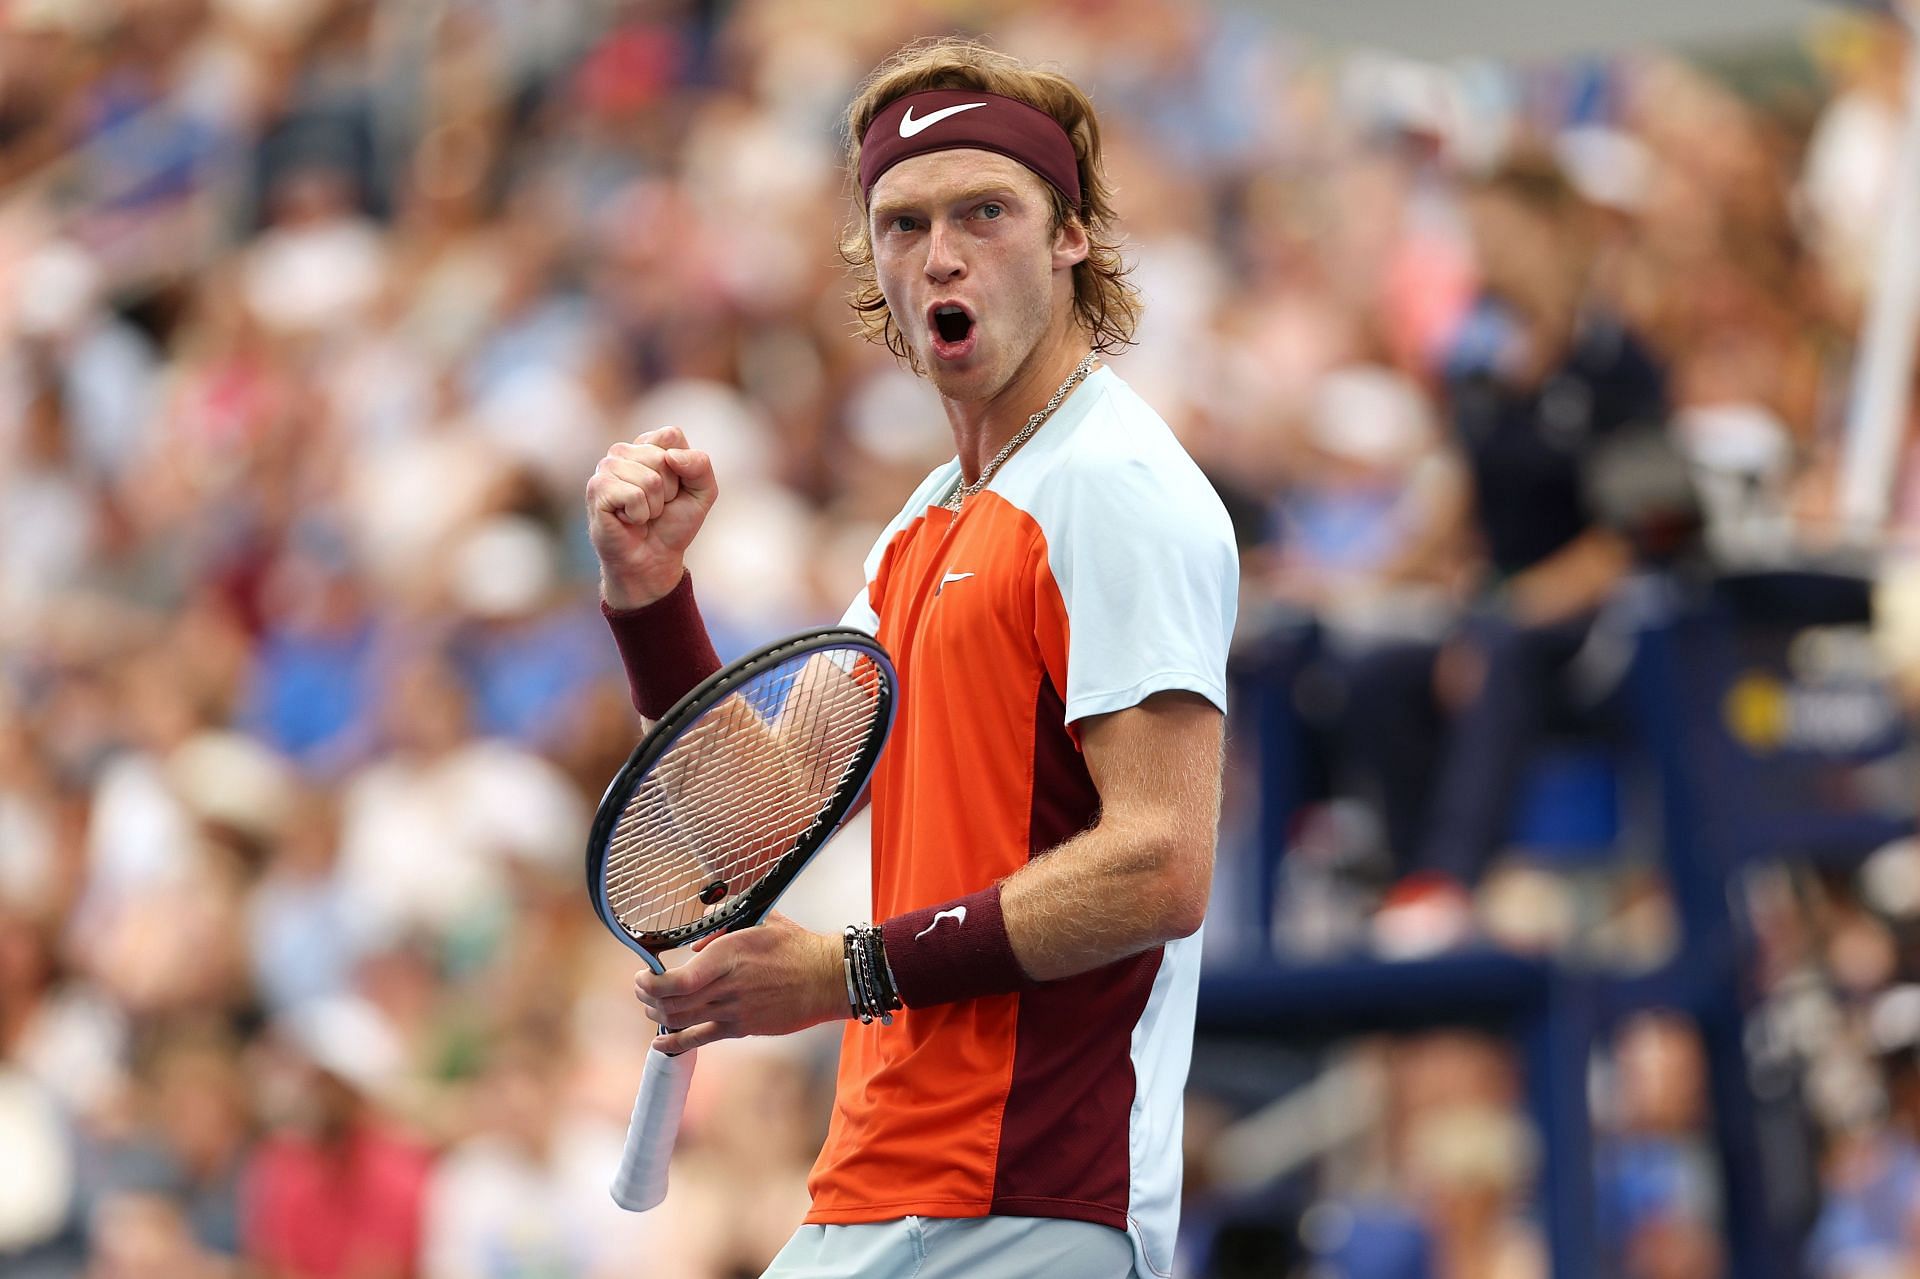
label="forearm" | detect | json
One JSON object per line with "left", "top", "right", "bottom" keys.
{"left": 1377, "top": 457, "right": 1474, "bottom": 590}
{"left": 880, "top": 694, "right": 1224, "bottom": 1000}
{"left": 1504, "top": 528, "right": 1628, "bottom": 625}
{"left": 1000, "top": 816, "right": 1212, "bottom": 981}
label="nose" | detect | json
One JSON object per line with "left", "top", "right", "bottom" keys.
{"left": 924, "top": 219, "right": 964, "bottom": 283}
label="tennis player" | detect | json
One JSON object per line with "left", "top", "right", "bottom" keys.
{"left": 586, "top": 38, "right": 1238, "bottom": 1279}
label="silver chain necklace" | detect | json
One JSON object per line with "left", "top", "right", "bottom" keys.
{"left": 942, "top": 352, "right": 1096, "bottom": 512}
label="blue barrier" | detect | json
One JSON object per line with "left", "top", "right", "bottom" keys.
{"left": 1508, "top": 744, "right": 1621, "bottom": 861}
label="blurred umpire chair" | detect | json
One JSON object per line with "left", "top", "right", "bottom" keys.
{"left": 1200, "top": 420, "right": 1915, "bottom": 1278}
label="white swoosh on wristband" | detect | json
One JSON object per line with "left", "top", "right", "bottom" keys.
{"left": 914, "top": 905, "right": 967, "bottom": 939}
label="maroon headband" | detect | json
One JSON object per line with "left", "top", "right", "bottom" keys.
{"left": 858, "top": 89, "right": 1082, "bottom": 208}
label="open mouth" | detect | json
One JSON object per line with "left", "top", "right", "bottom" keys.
{"left": 934, "top": 307, "right": 973, "bottom": 343}
{"left": 928, "top": 303, "right": 977, "bottom": 359}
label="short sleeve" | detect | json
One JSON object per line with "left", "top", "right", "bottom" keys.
{"left": 840, "top": 585, "right": 880, "bottom": 635}
{"left": 1037, "top": 453, "right": 1239, "bottom": 726}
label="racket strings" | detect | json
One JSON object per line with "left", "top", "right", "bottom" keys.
{"left": 604, "top": 699, "right": 877, "bottom": 930}
{"left": 604, "top": 651, "right": 885, "bottom": 939}
{"left": 601, "top": 706, "right": 871, "bottom": 910}
{"left": 601, "top": 682, "right": 878, "bottom": 881}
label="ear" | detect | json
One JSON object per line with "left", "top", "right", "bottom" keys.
{"left": 1051, "top": 217, "right": 1090, "bottom": 271}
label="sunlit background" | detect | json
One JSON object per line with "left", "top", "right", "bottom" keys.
{"left": 4, "top": 2, "right": 1920, "bottom": 1276}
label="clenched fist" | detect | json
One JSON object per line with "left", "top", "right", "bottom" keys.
{"left": 585, "top": 426, "right": 718, "bottom": 609}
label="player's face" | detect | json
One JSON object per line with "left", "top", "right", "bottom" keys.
{"left": 868, "top": 149, "right": 1088, "bottom": 403}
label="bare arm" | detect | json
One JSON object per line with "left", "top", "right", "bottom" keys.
{"left": 1503, "top": 525, "right": 1630, "bottom": 626}
{"left": 1001, "top": 690, "right": 1224, "bottom": 980}
{"left": 1375, "top": 453, "right": 1476, "bottom": 591}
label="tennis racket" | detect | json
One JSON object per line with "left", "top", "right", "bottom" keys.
{"left": 586, "top": 627, "right": 897, "bottom": 1212}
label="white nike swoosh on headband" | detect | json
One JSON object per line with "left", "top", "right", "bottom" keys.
{"left": 899, "top": 102, "right": 987, "bottom": 138}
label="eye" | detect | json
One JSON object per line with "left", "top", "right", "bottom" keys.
{"left": 888, "top": 215, "right": 918, "bottom": 233}
{"left": 978, "top": 202, "right": 1003, "bottom": 220}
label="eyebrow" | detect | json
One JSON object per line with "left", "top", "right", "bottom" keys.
{"left": 870, "top": 183, "right": 1022, "bottom": 226}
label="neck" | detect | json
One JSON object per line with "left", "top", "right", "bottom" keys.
{"left": 944, "top": 325, "right": 1091, "bottom": 484}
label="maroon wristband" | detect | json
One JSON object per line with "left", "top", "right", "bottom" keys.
{"left": 600, "top": 571, "right": 722, "bottom": 720}
{"left": 880, "top": 884, "right": 1032, "bottom": 1008}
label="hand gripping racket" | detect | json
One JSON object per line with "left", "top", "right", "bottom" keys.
{"left": 586, "top": 627, "right": 897, "bottom": 1211}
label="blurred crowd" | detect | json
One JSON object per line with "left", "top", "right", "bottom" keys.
{"left": 3, "top": 0, "right": 1920, "bottom": 1276}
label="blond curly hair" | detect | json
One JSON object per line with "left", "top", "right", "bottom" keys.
{"left": 841, "top": 38, "right": 1141, "bottom": 365}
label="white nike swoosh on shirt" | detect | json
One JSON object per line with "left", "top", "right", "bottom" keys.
{"left": 914, "top": 905, "right": 967, "bottom": 939}
{"left": 940, "top": 572, "right": 975, "bottom": 586}
{"left": 899, "top": 102, "right": 987, "bottom": 138}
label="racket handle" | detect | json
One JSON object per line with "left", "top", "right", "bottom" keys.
{"left": 610, "top": 1045, "right": 697, "bottom": 1211}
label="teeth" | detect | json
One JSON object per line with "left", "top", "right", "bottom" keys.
{"left": 937, "top": 307, "right": 963, "bottom": 317}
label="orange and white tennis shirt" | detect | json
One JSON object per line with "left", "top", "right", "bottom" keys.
{"left": 814, "top": 366, "right": 1238, "bottom": 1277}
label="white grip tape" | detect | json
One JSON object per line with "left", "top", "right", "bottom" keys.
{"left": 609, "top": 1046, "right": 697, "bottom": 1211}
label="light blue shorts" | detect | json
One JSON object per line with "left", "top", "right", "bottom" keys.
{"left": 761, "top": 1215, "right": 1139, "bottom": 1279}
